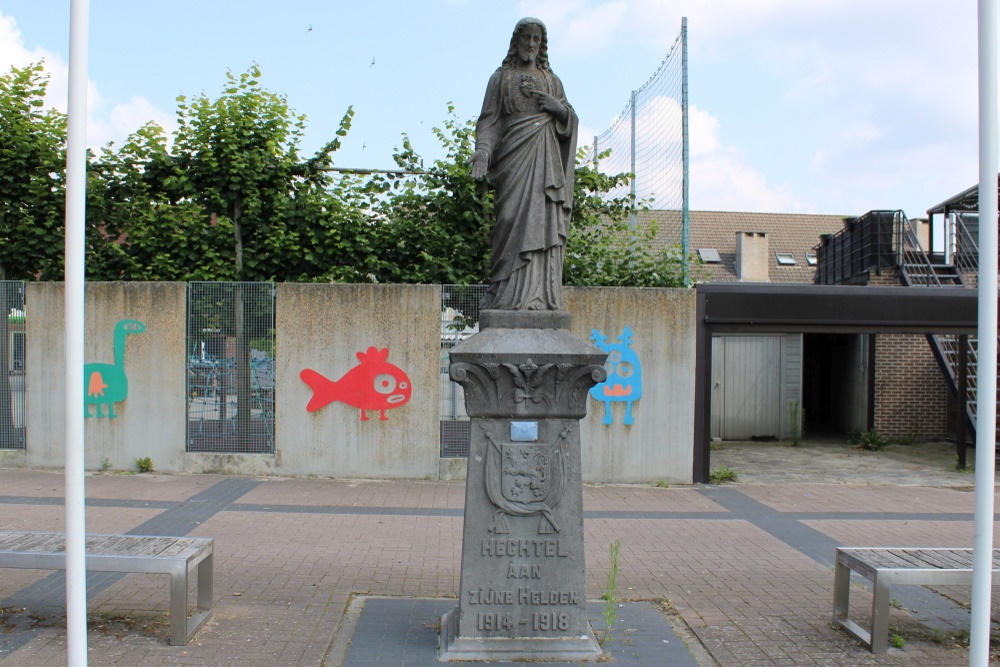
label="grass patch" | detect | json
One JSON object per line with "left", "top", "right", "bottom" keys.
{"left": 599, "top": 539, "right": 622, "bottom": 646}
{"left": 855, "top": 429, "right": 889, "bottom": 452}
{"left": 951, "top": 455, "right": 974, "bottom": 473}
{"left": 709, "top": 466, "right": 737, "bottom": 484}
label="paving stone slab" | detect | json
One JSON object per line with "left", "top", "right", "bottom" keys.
{"left": 340, "top": 597, "right": 702, "bottom": 666}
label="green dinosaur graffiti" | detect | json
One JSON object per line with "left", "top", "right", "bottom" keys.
{"left": 84, "top": 319, "right": 146, "bottom": 419}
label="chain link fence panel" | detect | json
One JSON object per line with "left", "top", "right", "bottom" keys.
{"left": 1, "top": 281, "right": 26, "bottom": 450}
{"left": 186, "top": 282, "right": 275, "bottom": 454}
{"left": 440, "top": 285, "right": 486, "bottom": 457}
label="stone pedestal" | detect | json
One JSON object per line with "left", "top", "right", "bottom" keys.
{"left": 439, "top": 311, "right": 606, "bottom": 662}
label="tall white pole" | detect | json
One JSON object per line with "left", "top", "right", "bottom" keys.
{"left": 65, "top": 0, "right": 90, "bottom": 664}
{"left": 970, "top": 0, "right": 998, "bottom": 664}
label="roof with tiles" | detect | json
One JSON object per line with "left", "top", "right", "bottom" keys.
{"left": 633, "top": 209, "right": 852, "bottom": 284}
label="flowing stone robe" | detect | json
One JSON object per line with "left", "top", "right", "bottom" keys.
{"left": 476, "top": 66, "right": 578, "bottom": 311}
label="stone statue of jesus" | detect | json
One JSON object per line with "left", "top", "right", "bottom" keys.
{"left": 470, "top": 17, "right": 578, "bottom": 311}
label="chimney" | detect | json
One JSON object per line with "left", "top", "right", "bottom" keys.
{"left": 736, "top": 231, "right": 769, "bottom": 282}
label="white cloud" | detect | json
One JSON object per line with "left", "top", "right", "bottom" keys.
{"left": 693, "top": 151, "right": 803, "bottom": 213}
{"left": 688, "top": 104, "right": 803, "bottom": 212}
{"left": 0, "top": 12, "right": 69, "bottom": 111}
{"left": 0, "top": 10, "right": 173, "bottom": 151}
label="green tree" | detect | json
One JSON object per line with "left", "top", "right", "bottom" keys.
{"left": 566, "top": 153, "right": 693, "bottom": 288}
{"left": 0, "top": 62, "right": 66, "bottom": 281}
{"left": 165, "top": 65, "right": 353, "bottom": 281}
{"left": 87, "top": 122, "right": 235, "bottom": 281}
{"left": 362, "top": 107, "right": 491, "bottom": 284}
{"left": 162, "top": 65, "right": 354, "bottom": 435}
{"left": 0, "top": 62, "right": 66, "bottom": 445}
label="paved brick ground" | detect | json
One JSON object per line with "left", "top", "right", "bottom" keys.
{"left": 0, "top": 440, "right": 997, "bottom": 665}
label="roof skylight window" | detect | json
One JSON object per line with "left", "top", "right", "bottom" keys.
{"left": 775, "top": 252, "right": 796, "bottom": 266}
{"left": 698, "top": 248, "right": 721, "bottom": 263}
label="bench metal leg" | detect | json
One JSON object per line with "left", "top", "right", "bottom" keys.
{"left": 169, "top": 567, "right": 188, "bottom": 646}
{"left": 833, "top": 559, "right": 850, "bottom": 622}
{"left": 186, "top": 553, "right": 214, "bottom": 642}
{"left": 167, "top": 554, "right": 214, "bottom": 646}
{"left": 870, "top": 575, "right": 891, "bottom": 654}
{"left": 831, "top": 559, "right": 875, "bottom": 652}
{"left": 197, "top": 553, "right": 213, "bottom": 613}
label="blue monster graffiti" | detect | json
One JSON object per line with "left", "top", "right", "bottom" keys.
{"left": 589, "top": 326, "right": 643, "bottom": 425}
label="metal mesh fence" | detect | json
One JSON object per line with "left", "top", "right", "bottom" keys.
{"left": 580, "top": 19, "right": 688, "bottom": 247}
{"left": 440, "top": 284, "right": 486, "bottom": 457}
{"left": 186, "top": 282, "right": 275, "bottom": 454}
{"left": 1, "top": 281, "right": 26, "bottom": 450}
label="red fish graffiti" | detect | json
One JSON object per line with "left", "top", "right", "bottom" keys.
{"left": 300, "top": 347, "right": 412, "bottom": 421}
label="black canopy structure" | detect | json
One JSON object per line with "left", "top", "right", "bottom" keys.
{"left": 693, "top": 283, "right": 980, "bottom": 483}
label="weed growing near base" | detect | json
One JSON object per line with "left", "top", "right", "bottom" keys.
{"left": 787, "top": 399, "right": 802, "bottom": 446}
{"left": 135, "top": 457, "right": 154, "bottom": 473}
{"left": 600, "top": 539, "right": 622, "bottom": 646}
{"left": 856, "top": 429, "right": 889, "bottom": 452}
{"left": 709, "top": 466, "right": 737, "bottom": 484}
{"left": 889, "top": 633, "right": 904, "bottom": 649}
{"left": 951, "top": 455, "right": 974, "bottom": 473}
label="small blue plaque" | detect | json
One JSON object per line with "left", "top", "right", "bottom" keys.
{"left": 510, "top": 421, "right": 539, "bottom": 442}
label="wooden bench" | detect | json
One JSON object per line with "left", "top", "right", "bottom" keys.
{"left": 0, "top": 531, "right": 213, "bottom": 646}
{"left": 832, "top": 546, "right": 999, "bottom": 653}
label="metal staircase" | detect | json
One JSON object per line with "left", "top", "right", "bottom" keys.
{"left": 816, "top": 208, "right": 990, "bottom": 446}
{"left": 905, "top": 211, "right": 992, "bottom": 445}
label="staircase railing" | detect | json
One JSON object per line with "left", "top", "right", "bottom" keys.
{"left": 815, "top": 208, "right": 984, "bottom": 442}
{"left": 895, "top": 211, "right": 945, "bottom": 287}
{"left": 815, "top": 210, "right": 897, "bottom": 285}
{"left": 926, "top": 212, "right": 983, "bottom": 441}
{"left": 951, "top": 211, "right": 979, "bottom": 288}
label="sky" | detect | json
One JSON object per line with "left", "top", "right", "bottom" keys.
{"left": 0, "top": 0, "right": 988, "bottom": 218}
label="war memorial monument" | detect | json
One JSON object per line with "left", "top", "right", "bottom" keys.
{"left": 438, "top": 17, "right": 608, "bottom": 662}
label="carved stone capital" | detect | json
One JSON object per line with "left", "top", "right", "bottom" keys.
{"left": 448, "top": 329, "right": 607, "bottom": 420}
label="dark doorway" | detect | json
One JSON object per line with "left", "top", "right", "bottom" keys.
{"left": 802, "top": 333, "right": 869, "bottom": 437}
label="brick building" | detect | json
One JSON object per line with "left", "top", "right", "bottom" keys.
{"left": 641, "top": 208, "right": 956, "bottom": 441}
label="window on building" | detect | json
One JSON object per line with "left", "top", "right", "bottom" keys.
{"left": 775, "top": 252, "right": 796, "bottom": 265}
{"left": 805, "top": 252, "right": 817, "bottom": 266}
{"left": 698, "top": 248, "right": 721, "bottom": 263}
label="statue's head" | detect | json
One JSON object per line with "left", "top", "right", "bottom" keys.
{"left": 503, "top": 17, "right": 551, "bottom": 71}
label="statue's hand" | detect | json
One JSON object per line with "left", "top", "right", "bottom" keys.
{"left": 531, "top": 90, "right": 568, "bottom": 122}
{"left": 469, "top": 149, "right": 490, "bottom": 180}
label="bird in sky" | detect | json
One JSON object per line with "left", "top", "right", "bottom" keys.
{"left": 307, "top": 24, "right": 313, "bottom": 32}
{"left": 370, "top": 57, "right": 375, "bottom": 67}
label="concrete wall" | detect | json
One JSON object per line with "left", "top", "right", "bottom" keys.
{"left": 274, "top": 284, "right": 441, "bottom": 478}
{"left": 18, "top": 282, "right": 696, "bottom": 483}
{"left": 26, "top": 282, "right": 187, "bottom": 471}
{"left": 567, "top": 287, "right": 696, "bottom": 484}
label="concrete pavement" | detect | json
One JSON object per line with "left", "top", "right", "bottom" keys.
{"left": 0, "top": 439, "right": 997, "bottom": 665}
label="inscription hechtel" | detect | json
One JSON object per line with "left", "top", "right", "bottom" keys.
{"left": 481, "top": 538, "right": 569, "bottom": 558}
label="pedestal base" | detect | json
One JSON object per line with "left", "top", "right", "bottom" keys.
{"left": 479, "top": 309, "right": 571, "bottom": 330}
{"left": 438, "top": 606, "right": 603, "bottom": 662}
{"left": 443, "top": 323, "right": 607, "bottom": 664}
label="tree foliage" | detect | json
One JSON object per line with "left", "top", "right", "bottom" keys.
{"left": 566, "top": 152, "right": 691, "bottom": 288}
{"left": 1, "top": 63, "right": 690, "bottom": 288}
{"left": 0, "top": 62, "right": 66, "bottom": 280}
{"left": 360, "top": 107, "right": 492, "bottom": 284}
